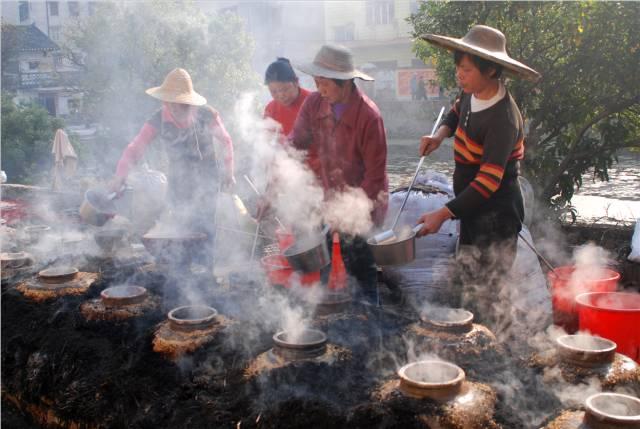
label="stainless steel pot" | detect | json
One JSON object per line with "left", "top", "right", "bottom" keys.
{"left": 283, "top": 226, "right": 330, "bottom": 273}
{"left": 367, "top": 224, "right": 422, "bottom": 266}
{"left": 80, "top": 188, "right": 118, "bottom": 226}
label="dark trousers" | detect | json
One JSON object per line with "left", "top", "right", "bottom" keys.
{"left": 454, "top": 210, "right": 521, "bottom": 329}
{"left": 321, "top": 233, "right": 377, "bottom": 300}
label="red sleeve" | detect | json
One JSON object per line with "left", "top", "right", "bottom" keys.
{"left": 115, "top": 123, "right": 157, "bottom": 178}
{"left": 289, "top": 96, "right": 314, "bottom": 149}
{"left": 264, "top": 101, "right": 275, "bottom": 119}
{"left": 209, "top": 114, "right": 234, "bottom": 178}
{"left": 360, "top": 117, "right": 389, "bottom": 226}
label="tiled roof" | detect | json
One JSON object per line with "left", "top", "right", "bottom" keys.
{"left": 2, "top": 23, "right": 59, "bottom": 52}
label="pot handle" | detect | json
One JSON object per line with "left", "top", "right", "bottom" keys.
{"left": 412, "top": 223, "right": 424, "bottom": 234}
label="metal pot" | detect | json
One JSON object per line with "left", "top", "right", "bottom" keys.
{"left": 283, "top": 227, "right": 330, "bottom": 273}
{"left": 367, "top": 224, "right": 422, "bottom": 266}
{"left": 80, "top": 188, "right": 118, "bottom": 226}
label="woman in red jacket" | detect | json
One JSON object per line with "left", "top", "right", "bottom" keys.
{"left": 263, "top": 57, "right": 311, "bottom": 137}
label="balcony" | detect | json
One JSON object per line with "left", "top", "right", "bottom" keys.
{"left": 19, "top": 72, "right": 59, "bottom": 89}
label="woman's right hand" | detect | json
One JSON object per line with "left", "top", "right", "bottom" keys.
{"left": 107, "top": 175, "right": 126, "bottom": 194}
{"left": 419, "top": 135, "right": 443, "bottom": 156}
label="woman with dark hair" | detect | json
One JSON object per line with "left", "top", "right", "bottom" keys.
{"left": 264, "top": 57, "right": 311, "bottom": 137}
{"left": 414, "top": 25, "right": 541, "bottom": 330}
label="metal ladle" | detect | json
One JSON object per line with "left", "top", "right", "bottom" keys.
{"left": 518, "top": 232, "right": 558, "bottom": 280}
{"left": 373, "top": 106, "right": 445, "bottom": 244}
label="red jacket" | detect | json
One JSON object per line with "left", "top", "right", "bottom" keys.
{"left": 291, "top": 87, "right": 388, "bottom": 226}
{"left": 264, "top": 87, "right": 311, "bottom": 136}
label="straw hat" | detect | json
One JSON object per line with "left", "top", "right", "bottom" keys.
{"left": 145, "top": 68, "right": 207, "bottom": 106}
{"left": 296, "top": 44, "right": 374, "bottom": 81}
{"left": 420, "top": 25, "right": 541, "bottom": 82}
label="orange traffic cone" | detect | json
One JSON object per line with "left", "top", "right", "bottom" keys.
{"left": 328, "top": 232, "right": 347, "bottom": 290}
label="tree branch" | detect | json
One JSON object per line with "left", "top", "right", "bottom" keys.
{"left": 542, "top": 95, "right": 639, "bottom": 199}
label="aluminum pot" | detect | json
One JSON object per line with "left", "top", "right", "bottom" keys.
{"left": 283, "top": 226, "right": 330, "bottom": 273}
{"left": 367, "top": 224, "right": 422, "bottom": 266}
{"left": 80, "top": 188, "right": 118, "bottom": 227}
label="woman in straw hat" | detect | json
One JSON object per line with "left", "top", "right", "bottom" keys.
{"left": 413, "top": 25, "right": 541, "bottom": 330}
{"left": 291, "top": 44, "right": 388, "bottom": 303}
{"left": 110, "top": 68, "right": 235, "bottom": 268}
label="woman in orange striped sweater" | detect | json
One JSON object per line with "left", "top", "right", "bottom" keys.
{"left": 414, "top": 25, "right": 540, "bottom": 327}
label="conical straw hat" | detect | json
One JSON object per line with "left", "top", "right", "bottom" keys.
{"left": 421, "top": 25, "right": 541, "bottom": 82}
{"left": 145, "top": 68, "right": 207, "bottom": 106}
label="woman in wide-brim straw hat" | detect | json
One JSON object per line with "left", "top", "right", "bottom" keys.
{"left": 413, "top": 25, "right": 546, "bottom": 332}
{"left": 289, "top": 44, "right": 388, "bottom": 303}
{"left": 109, "top": 68, "right": 235, "bottom": 270}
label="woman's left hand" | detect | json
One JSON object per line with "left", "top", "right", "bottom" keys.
{"left": 415, "top": 207, "right": 453, "bottom": 237}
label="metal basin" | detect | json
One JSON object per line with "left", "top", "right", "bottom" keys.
{"left": 585, "top": 393, "right": 640, "bottom": 428}
{"left": 168, "top": 305, "right": 218, "bottom": 332}
{"left": 398, "top": 360, "right": 465, "bottom": 401}
{"left": 556, "top": 334, "right": 616, "bottom": 367}
{"left": 38, "top": 266, "right": 79, "bottom": 284}
{"left": 100, "top": 285, "right": 147, "bottom": 307}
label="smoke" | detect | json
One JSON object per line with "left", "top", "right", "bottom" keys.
{"left": 322, "top": 187, "right": 373, "bottom": 236}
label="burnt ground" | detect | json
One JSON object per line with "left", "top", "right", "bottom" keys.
{"left": 2, "top": 267, "right": 571, "bottom": 429}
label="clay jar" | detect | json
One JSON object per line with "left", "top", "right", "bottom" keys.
{"left": 542, "top": 392, "right": 640, "bottom": 429}
{"left": 407, "top": 308, "right": 499, "bottom": 365}
{"left": 543, "top": 334, "right": 640, "bottom": 393}
{"left": 395, "top": 360, "right": 498, "bottom": 428}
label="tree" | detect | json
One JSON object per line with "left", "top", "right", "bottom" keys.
{"left": 410, "top": 1, "right": 640, "bottom": 211}
{"left": 1, "top": 92, "right": 66, "bottom": 184}
{"left": 60, "top": 1, "right": 257, "bottom": 173}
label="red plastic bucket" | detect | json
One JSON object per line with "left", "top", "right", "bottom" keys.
{"left": 577, "top": 292, "right": 640, "bottom": 362}
{"left": 275, "top": 228, "right": 295, "bottom": 251}
{"left": 260, "top": 255, "right": 319, "bottom": 288}
{"left": 549, "top": 265, "right": 619, "bottom": 333}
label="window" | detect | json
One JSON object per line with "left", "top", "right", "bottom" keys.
{"left": 68, "top": 1, "right": 79, "bottom": 17}
{"left": 68, "top": 99, "right": 81, "bottom": 115}
{"left": 334, "top": 23, "right": 355, "bottom": 42}
{"left": 28, "top": 61, "right": 39, "bottom": 70}
{"left": 49, "top": 1, "right": 59, "bottom": 16}
{"left": 49, "top": 26, "right": 61, "bottom": 42}
{"left": 19, "top": 1, "right": 30, "bottom": 22}
{"left": 366, "top": 0, "right": 394, "bottom": 26}
{"left": 88, "top": 2, "right": 97, "bottom": 16}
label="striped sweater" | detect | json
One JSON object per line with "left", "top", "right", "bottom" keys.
{"left": 443, "top": 90, "right": 524, "bottom": 219}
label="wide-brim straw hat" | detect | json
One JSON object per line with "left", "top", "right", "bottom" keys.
{"left": 420, "top": 25, "right": 541, "bottom": 82}
{"left": 296, "top": 44, "right": 374, "bottom": 81}
{"left": 145, "top": 68, "right": 207, "bottom": 106}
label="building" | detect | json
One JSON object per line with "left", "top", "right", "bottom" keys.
{"left": 324, "top": 0, "right": 440, "bottom": 102}
{"left": 1, "top": 23, "right": 83, "bottom": 118}
{"left": 1, "top": 1, "right": 90, "bottom": 121}
{"left": 198, "top": 0, "right": 326, "bottom": 91}
{"left": 1, "top": 1, "right": 97, "bottom": 44}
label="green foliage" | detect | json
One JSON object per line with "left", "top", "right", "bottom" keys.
{"left": 1, "top": 92, "right": 66, "bottom": 184}
{"left": 410, "top": 1, "right": 640, "bottom": 209}
{"left": 61, "top": 0, "right": 257, "bottom": 171}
